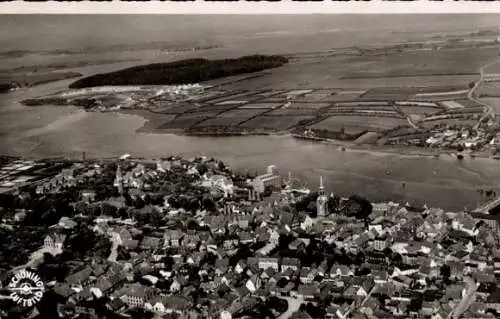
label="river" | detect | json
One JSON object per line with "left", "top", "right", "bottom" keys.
{"left": 2, "top": 15, "right": 500, "bottom": 211}
{"left": 1, "top": 74, "right": 500, "bottom": 211}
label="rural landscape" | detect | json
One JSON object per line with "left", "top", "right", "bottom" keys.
{"left": 17, "top": 26, "right": 500, "bottom": 158}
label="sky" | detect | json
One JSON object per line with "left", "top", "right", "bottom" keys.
{"left": 2, "top": 1, "right": 500, "bottom": 15}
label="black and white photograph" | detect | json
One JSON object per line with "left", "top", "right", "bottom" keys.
{"left": 1, "top": 8, "right": 500, "bottom": 319}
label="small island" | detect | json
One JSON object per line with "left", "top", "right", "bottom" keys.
{"left": 68, "top": 55, "right": 289, "bottom": 88}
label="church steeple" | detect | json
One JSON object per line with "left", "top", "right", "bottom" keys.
{"left": 115, "top": 162, "right": 124, "bottom": 196}
{"left": 319, "top": 176, "right": 325, "bottom": 195}
{"left": 316, "top": 176, "right": 328, "bottom": 217}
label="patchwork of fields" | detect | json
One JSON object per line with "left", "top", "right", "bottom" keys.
{"left": 311, "top": 115, "right": 409, "bottom": 135}
{"left": 152, "top": 82, "right": 488, "bottom": 139}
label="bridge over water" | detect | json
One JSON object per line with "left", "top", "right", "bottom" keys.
{"left": 473, "top": 196, "right": 500, "bottom": 214}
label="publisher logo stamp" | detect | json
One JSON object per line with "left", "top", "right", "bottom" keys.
{"left": 7, "top": 270, "right": 45, "bottom": 307}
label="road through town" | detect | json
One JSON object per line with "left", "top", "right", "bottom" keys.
{"left": 278, "top": 296, "right": 304, "bottom": 319}
{"left": 470, "top": 58, "right": 500, "bottom": 127}
{"left": 450, "top": 277, "right": 478, "bottom": 319}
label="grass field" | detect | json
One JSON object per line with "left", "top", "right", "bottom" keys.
{"left": 200, "top": 104, "right": 241, "bottom": 113}
{"left": 311, "top": 115, "right": 408, "bottom": 135}
{"left": 364, "top": 86, "right": 465, "bottom": 94}
{"left": 484, "top": 63, "right": 500, "bottom": 74}
{"left": 254, "top": 90, "right": 285, "bottom": 98}
{"left": 343, "top": 47, "right": 494, "bottom": 77}
{"left": 399, "top": 106, "right": 441, "bottom": 116}
{"left": 478, "top": 82, "right": 500, "bottom": 97}
{"left": 195, "top": 116, "right": 251, "bottom": 127}
{"left": 476, "top": 98, "right": 500, "bottom": 114}
{"left": 285, "top": 102, "right": 331, "bottom": 109}
{"left": 340, "top": 75, "right": 476, "bottom": 89}
{"left": 155, "top": 104, "right": 201, "bottom": 114}
{"left": 183, "top": 110, "right": 223, "bottom": 118}
{"left": 358, "top": 93, "right": 411, "bottom": 101}
{"left": 215, "top": 100, "right": 248, "bottom": 106}
{"left": 329, "top": 92, "right": 365, "bottom": 101}
{"left": 240, "top": 115, "right": 315, "bottom": 130}
{"left": 301, "top": 90, "right": 338, "bottom": 101}
{"left": 421, "top": 119, "right": 478, "bottom": 130}
{"left": 239, "top": 102, "right": 282, "bottom": 109}
{"left": 218, "top": 108, "right": 268, "bottom": 118}
{"left": 408, "top": 92, "right": 469, "bottom": 102}
{"left": 328, "top": 107, "right": 397, "bottom": 113}
{"left": 335, "top": 101, "right": 390, "bottom": 107}
{"left": 451, "top": 99, "right": 479, "bottom": 108}
{"left": 445, "top": 107, "right": 483, "bottom": 114}
{"left": 266, "top": 108, "right": 318, "bottom": 116}
{"left": 205, "top": 91, "right": 251, "bottom": 105}
{"left": 159, "top": 116, "right": 208, "bottom": 129}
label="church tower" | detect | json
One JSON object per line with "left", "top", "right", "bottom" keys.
{"left": 115, "top": 162, "right": 124, "bottom": 196}
{"left": 316, "top": 176, "right": 329, "bottom": 217}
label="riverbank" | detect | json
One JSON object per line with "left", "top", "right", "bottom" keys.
{"left": 123, "top": 106, "right": 496, "bottom": 162}
{"left": 292, "top": 134, "right": 495, "bottom": 161}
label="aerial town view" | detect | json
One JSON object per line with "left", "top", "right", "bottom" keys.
{"left": 3, "top": 13, "right": 500, "bottom": 319}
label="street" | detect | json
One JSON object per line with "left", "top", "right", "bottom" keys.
{"left": 469, "top": 58, "right": 500, "bottom": 128}
{"left": 278, "top": 296, "right": 304, "bottom": 319}
{"left": 450, "top": 277, "right": 478, "bottom": 319}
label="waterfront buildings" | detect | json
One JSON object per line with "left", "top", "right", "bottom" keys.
{"left": 252, "top": 165, "right": 282, "bottom": 193}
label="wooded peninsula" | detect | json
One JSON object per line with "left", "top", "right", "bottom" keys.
{"left": 69, "top": 55, "right": 289, "bottom": 88}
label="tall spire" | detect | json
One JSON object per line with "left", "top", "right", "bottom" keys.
{"left": 115, "top": 162, "right": 124, "bottom": 196}
{"left": 319, "top": 176, "right": 325, "bottom": 196}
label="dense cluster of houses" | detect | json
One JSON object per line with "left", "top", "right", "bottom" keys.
{"left": 4, "top": 156, "right": 500, "bottom": 319}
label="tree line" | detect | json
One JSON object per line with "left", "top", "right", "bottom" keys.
{"left": 69, "top": 55, "right": 289, "bottom": 88}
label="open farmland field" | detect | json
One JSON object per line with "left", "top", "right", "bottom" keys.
{"left": 358, "top": 92, "right": 411, "bottom": 101}
{"left": 399, "top": 106, "right": 441, "bottom": 116}
{"left": 408, "top": 92, "right": 469, "bottom": 102}
{"left": 285, "top": 102, "right": 332, "bottom": 109}
{"left": 421, "top": 118, "right": 478, "bottom": 129}
{"left": 439, "top": 101, "right": 466, "bottom": 109}
{"left": 484, "top": 62, "right": 500, "bottom": 74}
{"left": 278, "top": 90, "right": 314, "bottom": 98}
{"left": 182, "top": 110, "right": 223, "bottom": 118}
{"left": 481, "top": 98, "right": 500, "bottom": 114}
{"left": 310, "top": 115, "right": 409, "bottom": 135}
{"left": 215, "top": 100, "right": 248, "bottom": 106}
{"left": 153, "top": 103, "right": 202, "bottom": 114}
{"left": 340, "top": 75, "right": 477, "bottom": 89}
{"left": 329, "top": 91, "right": 366, "bottom": 101}
{"left": 159, "top": 115, "right": 209, "bottom": 129}
{"left": 451, "top": 99, "right": 480, "bottom": 108}
{"left": 327, "top": 107, "right": 397, "bottom": 114}
{"left": 240, "top": 115, "right": 315, "bottom": 131}
{"left": 194, "top": 116, "right": 252, "bottom": 127}
{"left": 302, "top": 90, "right": 338, "bottom": 101}
{"left": 239, "top": 102, "right": 283, "bottom": 109}
{"left": 478, "top": 82, "right": 500, "bottom": 97}
{"left": 335, "top": 101, "right": 390, "bottom": 107}
{"left": 342, "top": 47, "right": 495, "bottom": 78}
{"left": 200, "top": 104, "right": 242, "bottom": 112}
{"left": 218, "top": 108, "right": 268, "bottom": 119}
{"left": 414, "top": 89, "right": 470, "bottom": 97}
{"left": 266, "top": 108, "right": 318, "bottom": 116}
{"left": 253, "top": 90, "right": 285, "bottom": 98}
{"left": 445, "top": 107, "right": 483, "bottom": 114}
{"left": 204, "top": 91, "right": 251, "bottom": 105}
